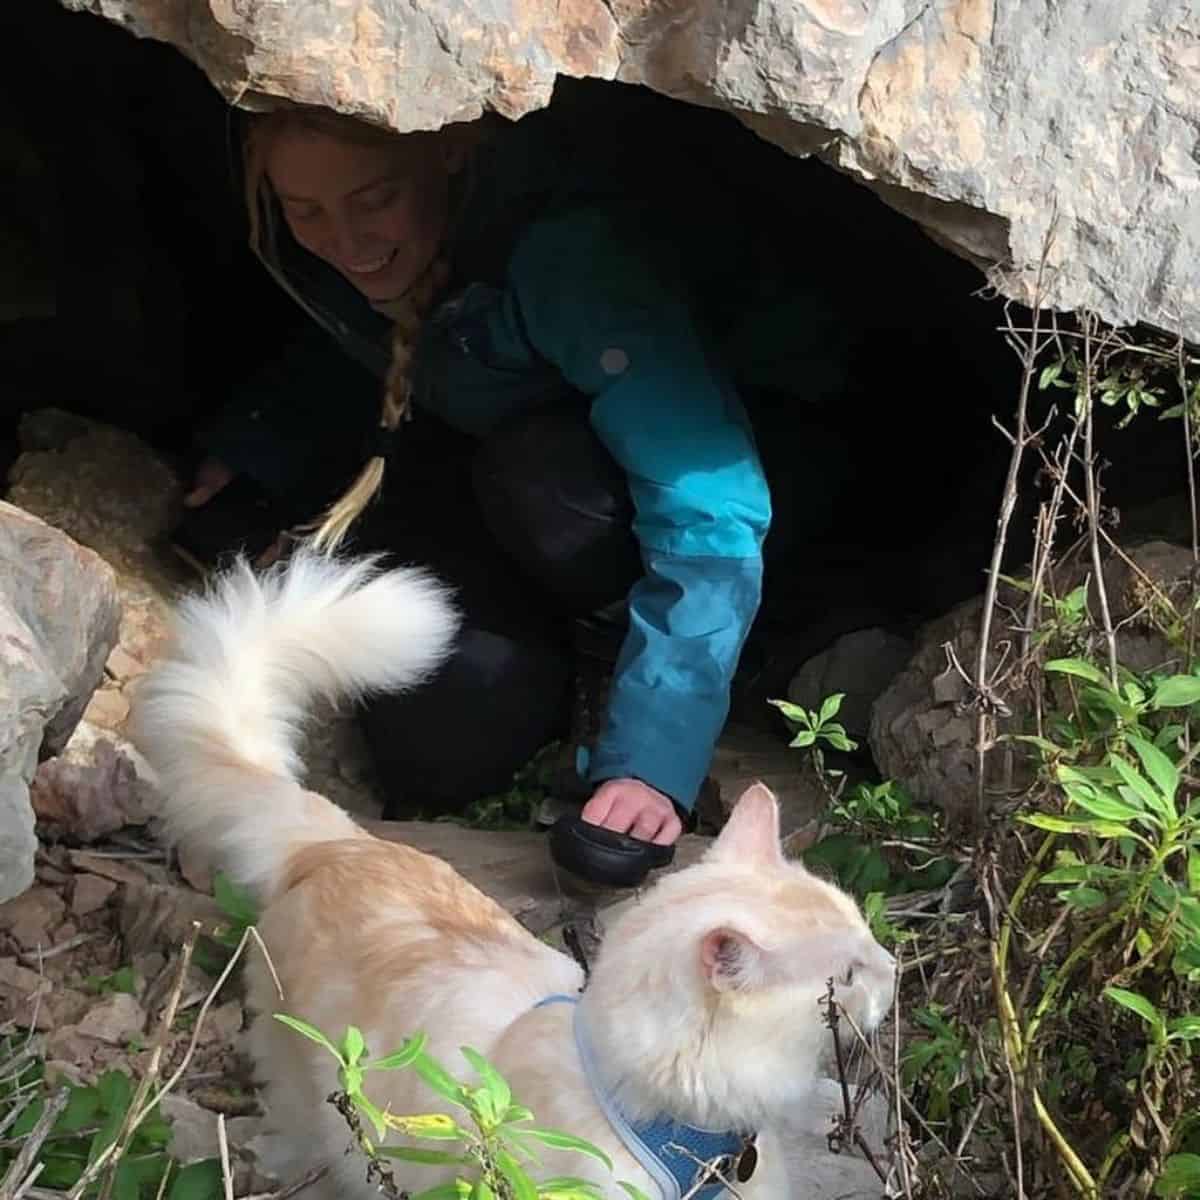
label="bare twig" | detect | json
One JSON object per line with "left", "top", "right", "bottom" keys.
{"left": 0, "top": 1088, "right": 70, "bottom": 1200}
{"left": 95, "top": 924, "right": 200, "bottom": 1200}
{"left": 217, "top": 1115, "right": 235, "bottom": 1200}
{"left": 1079, "top": 315, "right": 1119, "bottom": 684}
{"left": 973, "top": 221, "right": 1058, "bottom": 829}
{"left": 69, "top": 924, "right": 281, "bottom": 1200}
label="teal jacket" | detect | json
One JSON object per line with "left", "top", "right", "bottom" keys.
{"left": 203, "top": 99, "right": 851, "bottom": 808}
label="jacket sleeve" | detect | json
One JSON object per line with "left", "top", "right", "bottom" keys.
{"left": 504, "top": 205, "right": 771, "bottom": 808}
{"left": 197, "top": 326, "right": 380, "bottom": 502}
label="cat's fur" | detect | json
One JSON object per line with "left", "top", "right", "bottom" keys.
{"left": 129, "top": 549, "right": 896, "bottom": 1198}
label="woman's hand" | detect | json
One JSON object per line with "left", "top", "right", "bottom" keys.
{"left": 582, "top": 778, "right": 683, "bottom": 846}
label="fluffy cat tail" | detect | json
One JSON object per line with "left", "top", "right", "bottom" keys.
{"left": 129, "top": 548, "right": 459, "bottom": 897}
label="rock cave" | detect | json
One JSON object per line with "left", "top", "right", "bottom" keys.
{"left": 2, "top": 2, "right": 1198, "bottom": 1197}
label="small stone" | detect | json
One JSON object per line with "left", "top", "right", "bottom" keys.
{"left": 54, "top": 920, "right": 79, "bottom": 943}
{"left": 45, "top": 986, "right": 92, "bottom": 1027}
{"left": 199, "top": 1000, "right": 244, "bottom": 1045}
{"left": 76, "top": 992, "right": 146, "bottom": 1044}
{"left": 118, "top": 881, "right": 224, "bottom": 958}
{"left": 0, "top": 886, "right": 68, "bottom": 951}
{"left": 176, "top": 843, "right": 214, "bottom": 895}
{"left": 68, "top": 851, "right": 150, "bottom": 888}
{"left": 105, "top": 644, "right": 145, "bottom": 683}
{"left": 73, "top": 874, "right": 118, "bottom": 916}
{"left": 83, "top": 686, "right": 130, "bottom": 731}
{"left": 160, "top": 1094, "right": 220, "bottom": 1164}
{"left": 0, "top": 956, "right": 52, "bottom": 1028}
{"left": 44, "top": 1059, "right": 87, "bottom": 1088}
{"left": 45, "top": 1025, "right": 99, "bottom": 1065}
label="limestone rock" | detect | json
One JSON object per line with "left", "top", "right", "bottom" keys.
{"left": 59, "top": 0, "right": 1200, "bottom": 342}
{"left": 870, "top": 540, "right": 1195, "bottom": 828}
{"left": 76, "top": 992, "right": 147, "bottom": 1044}
{"left": 32, "top": 726, "right": 159, "bottom": 843}
{"left": 0, "top": 502, "right": 120, "bottom": 901}
{"left": 788, "top": 627, "right": 914, "bottom": 741}
{"left": 0, "top": 884, "right": 68, "bottom": 951}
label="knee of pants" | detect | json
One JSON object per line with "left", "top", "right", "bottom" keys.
{"left": 357, "top": 626, "right": 571, "bottom": 815}
{"left": 471, "top": 403, "right": 642, "bottom": 616}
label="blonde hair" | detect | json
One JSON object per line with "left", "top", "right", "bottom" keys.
{"left": 240, "top": 105, "right": 470, "bottom": 551}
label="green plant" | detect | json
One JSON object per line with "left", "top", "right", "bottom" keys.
{"left": 0, "top": 1048, "right": 219, "bottom": 1200}
{"left": 991, "top": 658, "right": 1200, "bottom": 1196}
{"left": 801, "top": 778, "right": 955, "bottom": 900}
{"left": 274, "top": 1015, "right": 653, "bottom": 1200}
{"left": 449, "top": 742, "right": 563, "bottom": 832}
{"left": 83, "top": 966, "right": 139, "bottom": 997}
{"left": 900, "top": 1004, "right": 973, "bottom": 1124}
{"left": 193, "top": 870, "right": 258, "bottom": 976}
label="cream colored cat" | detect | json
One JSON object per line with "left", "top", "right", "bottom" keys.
{"left": 130, "top": 549, "right": 896, "bottom": 1199}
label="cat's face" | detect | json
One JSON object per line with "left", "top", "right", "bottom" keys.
{"left": 587, "top": 783, "right": 896, "bottom": 1126}
{"left": 696, "top": 784, "right": 897, "bottom": 1036}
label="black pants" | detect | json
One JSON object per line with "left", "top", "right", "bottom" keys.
{"left": 346, "top": 394, "right": 867, "bottom": 817}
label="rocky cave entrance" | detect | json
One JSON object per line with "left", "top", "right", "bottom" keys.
{"left": 2, "top": 5, "right": 1198, "bottom": 1196}
{"left": 2, "top": 2, "right": 1192, "bottom": 820}
{"left": 3, "top": 4, "right": 1187, "bottom": 683}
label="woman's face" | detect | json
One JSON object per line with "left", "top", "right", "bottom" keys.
{"left": 265, "top": 126, "right": 450, "bottom": 303}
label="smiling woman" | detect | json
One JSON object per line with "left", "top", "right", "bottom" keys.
{"left": 171, "top": 87, "right": 1015, "bottom": 870}
{"left": 247, "top": 112, "right": 463, "bottom": 303}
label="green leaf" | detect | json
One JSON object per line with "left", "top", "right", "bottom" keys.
{"left": 817, "top": 693, "right": 845, "bottom": 725}
{"left": 1019, "top": 814, "right": 1137, "bottom": 839}
{"left": 495, "top": 1149, "right": 538, "bottom": 1200}
{"left": 1150, "top": 675, "right": 1200, "bottom": 708}
{"left": 617, "top": 1185, "right": 656, "bottom": 1200}
{"left": 10, "top": 1096, "right": 43, "bottom": 1139}
{"left": 768, "top": 698, "right": 810, "bottom": 726}
{"left": 470, "top": 1183, "right": 496, "bottom": 1200}
{"left": 96, "top": 1069, "right": 133, "bottom": 1117}
{"left": 1166, "top": 1016, "right": 1200, "bottom": 1041}
{"left": 535, "top": 1180, "right": 604, "bottom": 1196}
{"left": 521, "top": 1128, "right": 613, "bottom": 1171}
{"left": 371, "top": 1033, "right": 428, "bottom": 1070}
{"left": 1060, "top": 782, "right": 1143, "bottom": 823}
{"left": 374, "top": 1147, "right": 470, "bottom": 1165}
{"left": 410, "top": 1050, "right": 469, "bottom": 1109}
{"left": 57, "top": 1085, "right": 102, "bottom": 1133}
{"left": 459, "top": 1046, "right": 511, "bottom": 1118}
{"left": 1126, "top": 735, "right": 1179, "bottom": 810}
{"left": 1154, "top": 1153, "right": 1200, "bottom": 1197}
{"left": 351, "top": 1090, "right": 389, "bottom": 1141}
{"left": 212, "top": 871, "right": 257, "bottom": 926}
{"left": 1039, "top": 361, "right": 1064, "bottom": 390}
{"left": 272, "top": 1014, "right": 342, "bottom": 1060}
{"left": 341, "top": 1026, "right": 366, "bottom": 1066}
{"left": 1062, "top": 886, "right": 1107, "bottom": 909}
{"left": 167, "top": 1159, "right": 223, "bottom": 1200}
{"left": 1046, "top": 658, "right": 1112, "bottom": 687}
{"left": 822, "top": 729, "right": 858, "bottom": 752}
{"left": 1188, "top": 851, "right": 1200, "bottom": 896}
{"left": 410, "top": 1186, "right": 470, "bottom": 1200}
{"left": 113, "top": 1158, "right": 140, "bottom": 1200}
{"left": 1107, "top": 757, "right": 1170, "bottom": 825}
{"left": 788, "top": 730, "right": 817, "bottom": 748}
{"left": 1039, "top": 865, "right": 1095, "bottom": 884}
{"left": 1104, "top": 987, "right": 1166, "bottom": 1042}
{"left": 502, "top": 1104, "right": 535, "bottom": 1125}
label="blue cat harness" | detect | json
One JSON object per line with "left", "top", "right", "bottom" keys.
{"left": 533, "top": 993, "right": 753, "bottom": 1200}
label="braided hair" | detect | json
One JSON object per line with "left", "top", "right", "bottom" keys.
{"left": 239, "top": 104, "right": 475, "bottom": 550}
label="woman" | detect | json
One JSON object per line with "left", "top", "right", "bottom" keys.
{"left": 176, "top": 89, "right": 866, "bottom": 847}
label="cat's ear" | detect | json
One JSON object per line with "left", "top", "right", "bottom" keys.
{"left": 700, "top": 926, "right": 765, "bottom": 991}
{"left": 706, "top": 782, "right": 782, "bottom": 867}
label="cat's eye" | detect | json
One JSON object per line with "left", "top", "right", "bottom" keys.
{"left": 841, "top": 964, "right": 856, "bottom": 985}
